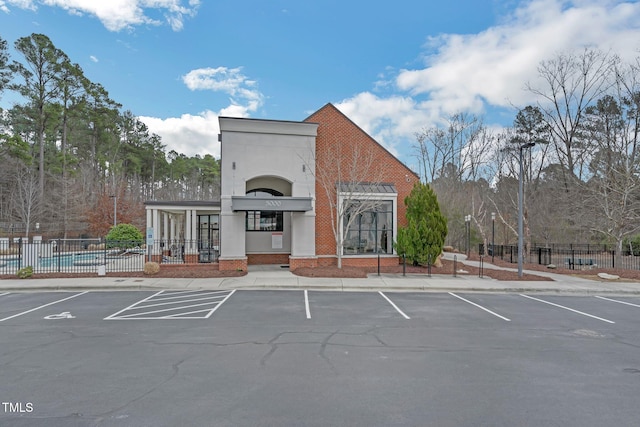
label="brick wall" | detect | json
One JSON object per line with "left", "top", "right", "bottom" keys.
{"left": 247, "top": 253, "right": 290, "bottom": 265}
{"left": 289, "top": 256, "right": 318, "bottom": 269}
{"left": 184, "top": 254, "right": 198, "bottom": 264}
{"left": 159, "top": 263, "right": 220, "bottom": 273}
{"left": 316, "top": 255, "right": 400, "bottom": 268}
{"left": 219, "top": 258, "right": 248, "bottom": 271}
{"left": 305, "top": 103, "right": 419, "bottom": 265}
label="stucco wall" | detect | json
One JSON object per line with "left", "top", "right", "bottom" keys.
{"left": 219, "top": 117, "right": 318, "bottom": 262}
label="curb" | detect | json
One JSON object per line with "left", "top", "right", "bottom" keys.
{"left": 2, "top": 285, "right": 639, "bottom": 295}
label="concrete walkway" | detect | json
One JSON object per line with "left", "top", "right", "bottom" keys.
{"left": 1, "top": 256, "right": 639, "bottom": 295}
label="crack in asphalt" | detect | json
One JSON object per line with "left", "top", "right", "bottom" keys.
{"left": 93, "top": 357, "right": 189, "bottom": 421}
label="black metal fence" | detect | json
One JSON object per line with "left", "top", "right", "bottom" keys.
{"left": 0, "top": 238, "right": 219, "bottom": 276}
{"left": 480, "top": 243, "right": 640, "bottom": 271}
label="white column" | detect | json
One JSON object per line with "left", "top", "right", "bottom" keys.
{"left": 170, "top": 216, "right": 176, "bottom": 242}
{"left": 163, "top": 213, "right": 169, "bottom": 245}
{"left": 291, "top": 211, "right": 316, "bottom": 257}
{"left": 191, "top": 210, "right": 198, "bottom": 253}
{"left": 185, "top": 209, "right": 192, "bottom": 250}
{"left": 219, "top": 196, "right": 246, "bottom": 259}
{"left": 146, "top": 208, "right": 152, "bottom": 232}
{"left": 152, "top": 209, "right": 160, "bottom": 255}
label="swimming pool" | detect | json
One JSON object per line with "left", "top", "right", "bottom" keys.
{"left": 4, "top": 252, "right": 106, "bottom": 268}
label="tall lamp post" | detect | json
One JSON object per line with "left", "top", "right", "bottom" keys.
{"left": 465, "top": 215, "right": 471, "bottom": 256}
{"left": 110, "top": 195, "right": 117, "bottom": 227}
{"left": 491, "top": 212, "right": 496, "bottom": 263}
{"left": 518, "top": 142, "right": 535, "bottom": 277}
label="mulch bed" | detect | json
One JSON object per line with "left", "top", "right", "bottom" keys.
{"left": 293, "top": 258, "right": 552, "bottom": 281}
{"left": 468, "top": 254, "right": 640, "bottom": 282}
{"left": 0, "top": 268, "right": 246, "bottom": 280}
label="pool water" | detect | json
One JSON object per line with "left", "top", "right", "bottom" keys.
{"left": 5, "top": 252, "right": 105, "bottom": 268}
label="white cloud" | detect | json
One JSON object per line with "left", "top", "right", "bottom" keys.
{"left": 336, "top": 0, "right": 640, "bottom": 163}
{"left": 182, "top": 66, "right": 264, "bottom": 117}
{"left": 139, "top": 66, "right": 265, "bottom": 158}
{"left": 335, "top": 92, "right": 438, "bottom": 157}
{"left": 1, "top": 0, "right": 34, "bottom": 12}
{"left": 2, "top": 0, "right": 200, "bottom": 31}
{"left": 397, "top": 0, "right": 640, "bottom": 112}
{"left": 89, "top": 55, "right": 98, "bottom": 62}
{"left": 140, "top": 110, "right": 220, "bottom": 158}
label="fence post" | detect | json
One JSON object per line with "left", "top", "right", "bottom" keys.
{"left": 57, "top": 238, "right": 62, "bottom": 272}
{"left": 453, "top": 255, "right": 457, "bottom": 278}
{"left": 377, "top": 252, "right": 380, "bottom": 276}
{"left": 402, "top": 253, "right": 406, "bottom": 277}
{"left": 427, "top": 253, "right": 432, "bottom": 278}
{"left": 612, "top": 250, "right": 615, "bottom": 269}
{"left": 18, "top": 237, "right": 22, "bottom": 270}
{"left": 479, "top": 255, "right": 484, "bottom": 278}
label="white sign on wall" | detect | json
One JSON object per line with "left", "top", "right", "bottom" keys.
{"left": 272, "top": 232, "right": 283, "bottom": 249}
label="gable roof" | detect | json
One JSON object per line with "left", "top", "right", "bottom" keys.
{"left": 304, "top": 103, "right": 420, "bottom": 179}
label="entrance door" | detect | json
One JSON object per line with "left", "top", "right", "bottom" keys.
{"left": 198, "top": 214, "right": 219, "bottom": 263}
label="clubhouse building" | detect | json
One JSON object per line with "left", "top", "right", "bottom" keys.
{"left": 144, "top": 103, "right": 419, "bottom": 271}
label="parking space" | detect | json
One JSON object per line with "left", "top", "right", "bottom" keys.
{"left": 208, "top": 290, "right": 307, "bottom": 325}
{"left": 0, "top": 290, "right": 639, "bottom": 329}
{"left": 0, "top": 291, "right": 89, "bottom": 323}
{"left": 385, "top": 292, "right": 515, "bottom": 326}
{"left": 0, "top": 291, "right": 179, "bottom": 324}
{"left": 520, "top": 294, "right": 616, "bottom": 324}
{"left": 305, "top": 291, "right": 410, "bottom": 324}
{"left": 562, "top": 294, "right": 640, "bottom": 323}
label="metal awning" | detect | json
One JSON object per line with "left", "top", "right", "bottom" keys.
{"left": 338, "top": 182, "right": 397, "bottom": 194}
{"left": 231, "top": 196, "right": 313, "bottom": 212}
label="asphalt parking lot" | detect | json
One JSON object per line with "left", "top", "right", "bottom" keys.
{"left": 1, "top": 289, "right": 640, "bottom": 426}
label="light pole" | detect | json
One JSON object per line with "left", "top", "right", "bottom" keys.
{"left": 518, "top": 142, "right": 535, "bottom": 277}
{"left": 491, "top": 212, "right": 496, "bottom": 263}
{"left": 110, "top": 195, "right": 117, "bottom": 227}
{"left": 465, "top": 215, "right": 471, "bottom": 256}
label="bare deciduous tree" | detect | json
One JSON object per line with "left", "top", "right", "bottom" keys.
{"left": 526, "top": 48, "right": 617, "bottom": 184}
{"left": 11, "top": 164, "right": 41, "bottom": 237}
{"left": 308, "top": 139, "right": 390, "bottom": 268}
{"left": 414, "top": 112, "right": 489, "bottom": 182}
{"left": 581, "top": 59, "right": 640, "bottom": 259}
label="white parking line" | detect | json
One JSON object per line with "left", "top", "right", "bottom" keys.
{"left": 378, "top": 292, "right": 410, "bottom": 319}
{"left": 595, "top": 295, "right": 640, "bottom": 308}
{"left": 147, "top": 290, "right": 230, "bottom": 302}
{"left": 0, "top": 292, "right": 89, "bottom": 322}
{"left": 520, "top": 294, "right": 615, "bottom": 324}
{"left": 205, "top": 289, "right": 236, "bottom": 318}
{"left": 448, "top": 292, "right": 511, "bottom": 321}
{"left": 104, "top": 290, "right": 164, "bottom": 319}
{"left": 115, "top": 301, "right": 228, "bottom": 319}
{"left": 0, "top": 292, "right": 10, "bottom": 297}
{"left": 304, "top": 290, "right": 311, "bottom": 319}
{"left": 131, "top": 294, "right": 229, "bottom": 310}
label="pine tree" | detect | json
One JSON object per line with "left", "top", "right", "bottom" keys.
{"left": 395, "top": 183, "right": 447, "bottom": 265}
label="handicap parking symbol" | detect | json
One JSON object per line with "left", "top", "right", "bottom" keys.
{"left": 44, "top": 312, "right": 76, "bottom": 320}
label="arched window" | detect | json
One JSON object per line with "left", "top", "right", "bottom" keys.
{"left": 246, "top": 189, "right": 284, "bottom": 231}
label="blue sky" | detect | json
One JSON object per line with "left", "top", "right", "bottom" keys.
{"left": 1, "top": 0, "right": 640, "bottom": 168}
